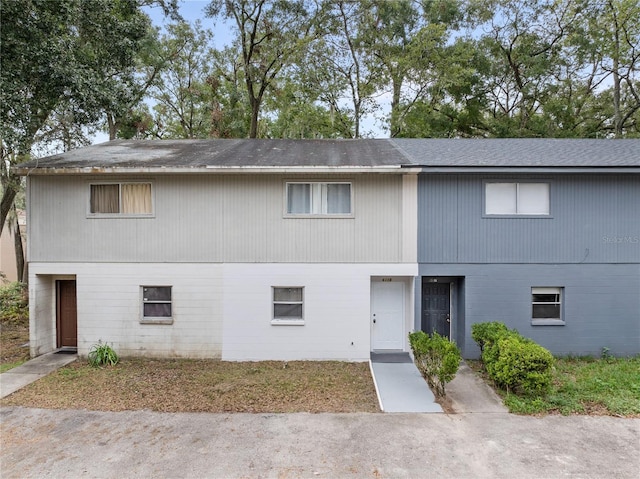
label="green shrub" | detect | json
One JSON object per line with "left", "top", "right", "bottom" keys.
{"left": 471, "top": 321, "right": 510, "bottom": 353}
{"left": 485, "top": 335, "right": 554, "bottom": 396}
{"left": 88, "top": 340, "right": 119, "bottom": 367}
{"left": 409, "top": 330, "right": 461, "bottom": 397}
{"left": 472, "top": 321, "right": 554, "bottom": 397}
{"left": 0, "top": 281, "right": 28, "bottom": 324}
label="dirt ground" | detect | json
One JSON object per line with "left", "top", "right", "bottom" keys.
{"left": 1, "top": 358, "right": 381, "bottom": 413}
{"left": 0, "top": 321, "right": 29, "bottom": 368}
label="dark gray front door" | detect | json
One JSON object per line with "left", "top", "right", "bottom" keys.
{"left": 422, "top": 280, "right": 450, "bottom": 339}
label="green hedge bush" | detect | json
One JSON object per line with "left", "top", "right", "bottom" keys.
{"left": 472, "top": 322, "right": 554, "bottom": 397}
{"left": 471, "top": 321, "right": 510, "bottom": 353}
{"left": 409, "top": 330, "right": 461, "bottom": 397}
{"left": 486, "top": 336, "right": 554, "bottom": 396}
{"left": 0, "top": 281, "right": 28, "bottom": 323}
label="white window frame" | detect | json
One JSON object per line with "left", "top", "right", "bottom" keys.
{"left": 140, "top": 285, "right": 173, "bottom": 324}
{"left": 531, "top": 286, "right": 564, "bottom": 325}
{"left": 271, "top": 286, "right": 305, "bottom": 326}
{"left": 88, "top": 181, "right": 154, "bottom": 218}
{"left": 484, "top": 181, "right": 551, "bottom": 217}
{"left": 284, "top": 181, "right": 353, "bottom": 217}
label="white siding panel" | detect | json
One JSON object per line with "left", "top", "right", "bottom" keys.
{"left": 402, "top": 174, "right": 418, "bottom": 263}
{"left": 29, "top": 174, "right": 407, "bottom": 264}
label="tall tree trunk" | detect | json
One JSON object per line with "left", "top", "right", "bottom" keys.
{"left": 390, "top": 74, "right": 402, "bottom": 137}
{"left": 107, "top": 113, "right": 118, "bottom": 140}
{"left": 609, "top": 1, "right": 623, "bottom": 137}
{"left": 0, "top": 179, "right": 18, "bottom": 236}
{"left": 12, "top": 205, "right": 25, "bottom": 283}
{"left": 249, "top": 97, "right": 260, "bottom": 138}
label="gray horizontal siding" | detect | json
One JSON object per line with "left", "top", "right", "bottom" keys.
{"left": 28, "top": 174, "right": 404, "bottom": 264}
{"left": 418, "top": 174, "right": 640, "bottom": 264}
{"left": 418, "top": 263, "right": 640, "bottom": 358}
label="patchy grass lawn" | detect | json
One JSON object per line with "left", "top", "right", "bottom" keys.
{"left": 470, "top": 356, "right": 640, "bottom": 417}
{"left": 1, "top": 358, "right": 380, "bottom": 413}
{"left": 0, "top": 318, "right": 29, "bottom": 373}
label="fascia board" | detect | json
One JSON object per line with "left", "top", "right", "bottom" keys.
{"left": 416, "top": 167, "right": 640, "bottom": 174}
{"left": 14, "top": 165, "right": 418, "bottom": 176}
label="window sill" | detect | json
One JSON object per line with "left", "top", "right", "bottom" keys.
{"left": 88, "top": 214, "right": 155, "bottom": 219}
{"left": 284, "top": 214, "right": 354, "bottom": 219}
{"left": 271, "top": 319, "right": 305, "bottom": 326}
{"left": 531, "top": 319, "right": 565, "bottom": 326}
{"left": 483, "top": 214, "right": 553, "bottom": 219}
{"left": 140, "top": 318, "right": 174, "bottom": 325}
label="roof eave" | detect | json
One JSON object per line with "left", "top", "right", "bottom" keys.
{"left": 15, "top": 165, "right": 420, "bottom": 176}
{"left": 416, "top": 166, "right": 640, "bottom": 174}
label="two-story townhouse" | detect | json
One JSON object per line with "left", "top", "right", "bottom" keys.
{"left": 17, "top": 139, "right": 420, "bottom": 360}
{"left": 400, "top": 139, "right": 640, "bottom": 358}
{"left": 16, "top": 138, "right": 640, "bottom": 361}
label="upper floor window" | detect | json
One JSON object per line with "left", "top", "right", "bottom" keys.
{"left": 90, "top": 182, "right": 152, "bottom": 215}
{"left": 485, "top": 182, "right": 549, "bottom": 216}
{"left": 286, "top": 182, "right": 352, "bottom": 216}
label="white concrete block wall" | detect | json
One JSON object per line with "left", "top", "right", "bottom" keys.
{"left": 29, "top": 263, "right": 224, "bottom": 358}
{"left": 29, "top": 262, "right": 416, "bottom": 360}
{"left": 29, "top": 274, "right": 55, "bottom": 357}
{"left": 221, "top": 263, "right": 417, "bottom": 361}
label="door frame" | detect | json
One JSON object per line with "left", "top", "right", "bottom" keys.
{"left": 56, "top": 279, "right": 77, "bottom": 349}
{"left": 370, "top": 277, "right": 410, "bottom": 352}
{"left": 421, "top": 276, "right": 461, "bottom": 340}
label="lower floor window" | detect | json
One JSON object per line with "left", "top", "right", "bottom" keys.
{"left": 532, "top": 287, "right": 563, "bottom": 324}
{"left": 272, "top": 287, "right": 304, "bottom": 325}
{"left": 142, "top": 286, "right": 172, "bottom": 323}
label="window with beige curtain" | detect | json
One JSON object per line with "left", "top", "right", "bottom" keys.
{"left": 90, "top": 183, "right": 152, "bottom": 215}
{"left": 122, "top": 183, "right": 152, "bottom": 214}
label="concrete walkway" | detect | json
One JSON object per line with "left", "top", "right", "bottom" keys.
{"left": 369, "top": 354, "right": 443, "bottom": 413}
{"left": 369, "top": 353, "right": 506, "bottom": 414}
{"left": 446, "top": 361, "right": 508, "bottom": 413}
{"left": 0, "top": 351, "right": 77, "bottom": 399}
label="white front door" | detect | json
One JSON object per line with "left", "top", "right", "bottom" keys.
{"left": 371, "top": 280, "right": 405, "bottom": 350}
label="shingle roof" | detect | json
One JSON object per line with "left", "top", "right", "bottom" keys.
{"left": 15, "top": 138, "right": 640, "bottom": 174}
{"left": 17, "top": 139, "right": 408, "bottom": 169}
{"left": 391, "top": 139, "right": 640, "bottom": 167}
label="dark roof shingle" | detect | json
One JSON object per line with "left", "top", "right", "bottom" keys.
{"left": 15, "top": 138, "right": 640, "bottom": 172}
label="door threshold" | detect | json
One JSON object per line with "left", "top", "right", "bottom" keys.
{"left": 370, "top": 351, "right": 412, "bottom": 363}
{"left": 56, "top": 347, "right": 78, "bottom": 354}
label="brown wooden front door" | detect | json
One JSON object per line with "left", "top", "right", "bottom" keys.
{"left": 56, "top": 280, "right": 77, "bottom": 348}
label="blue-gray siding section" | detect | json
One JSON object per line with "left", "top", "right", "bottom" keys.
{"left": 417, "top": 263, "right": 640, "bottom": 358}
{"left": 418, "top": 173, "right": 640, "bottom": 357}
{"left": 418, "top": 174, "right": 639, "bottom": 264}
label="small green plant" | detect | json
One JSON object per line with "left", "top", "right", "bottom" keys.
{"left": 601, "top": 347, "right": 612, "bottom": 360}
{"left": 88, "top": 340, "right": 119, "bottom": 367}
{"left": 409, "top": 330, "right": 461, "bottom": 397}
